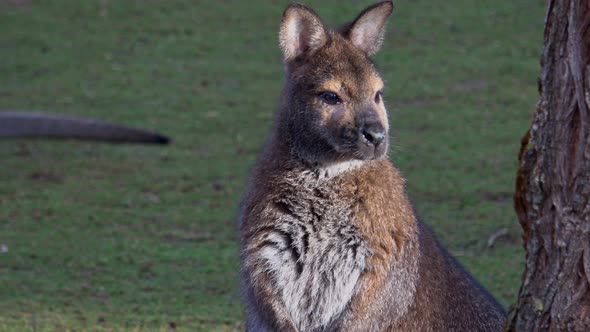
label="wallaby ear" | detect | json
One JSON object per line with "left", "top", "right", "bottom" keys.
{"left": 344, "top": 1, "right": 393, "bottom": 56}
{"left": 279, "top": 3, "right": 328, "bottom": 61}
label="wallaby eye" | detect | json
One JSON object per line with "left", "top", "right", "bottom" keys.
{"left": 375, "top": 90, "right": 383, "bottom": 104}
{"left": 319, "top": 91, "right": 342, "bottom": 105}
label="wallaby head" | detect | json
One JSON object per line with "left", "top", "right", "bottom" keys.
{"left": 276, "top": 1, "right": 393, "bottom": 165}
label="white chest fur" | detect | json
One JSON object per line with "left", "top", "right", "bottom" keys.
{"left": 245, "top": 166, "right": 374, "bottom": 330}
{"left": 257, "top": 216, "right": 370, "bottom": 331}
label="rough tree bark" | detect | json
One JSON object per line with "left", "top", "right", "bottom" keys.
{"left": 508, "top": 0, "right": 590, "bottom": 331}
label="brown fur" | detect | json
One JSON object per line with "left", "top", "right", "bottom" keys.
{"left": 239, "top": 2, "right": 506, "bottom": 331}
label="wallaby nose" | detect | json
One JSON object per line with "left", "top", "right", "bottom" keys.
{"left": 360, "top": 122, "right": 386, "bottom": 147}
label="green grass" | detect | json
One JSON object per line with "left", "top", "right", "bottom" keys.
{"left": 0, "top": 0, "right": 546, "bottom": 330}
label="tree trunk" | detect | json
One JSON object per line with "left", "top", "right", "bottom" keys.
{"left": 507, "top": 0, "right": 590, "bottom": 331}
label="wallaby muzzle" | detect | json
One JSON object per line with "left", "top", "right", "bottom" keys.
{"left": 356, "top": 110, "right": 388, "bottom": 160}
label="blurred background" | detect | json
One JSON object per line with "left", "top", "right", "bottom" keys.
{"left": 0, "top": 0, "right": 546, "bottom": 331}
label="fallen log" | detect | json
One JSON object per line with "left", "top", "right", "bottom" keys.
{"left": 0, "top": 111, "right": 170, "bottom": 144}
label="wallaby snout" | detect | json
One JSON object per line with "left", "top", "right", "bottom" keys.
{"left": 358, "top": 109, "right": 388, "bottom": 158}
{"left": 360, "top": 122, "right": 385, "bottom": 146}
{"left": 355, "top": 111, "right": 388, "bottom": 160}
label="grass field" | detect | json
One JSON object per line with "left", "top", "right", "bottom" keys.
{"left": 0, "top": 0, "right": 547, "bottom": 331}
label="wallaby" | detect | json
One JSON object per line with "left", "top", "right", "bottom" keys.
{"left": 239, "top": 2, "right": 506, "bottom": 331}
{"left": 0, "top": 111, "right": 169, "bottom": 144}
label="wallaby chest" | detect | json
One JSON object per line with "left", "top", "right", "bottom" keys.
{"left": 250, "top": 170, "right": 370, "bottom": 331}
